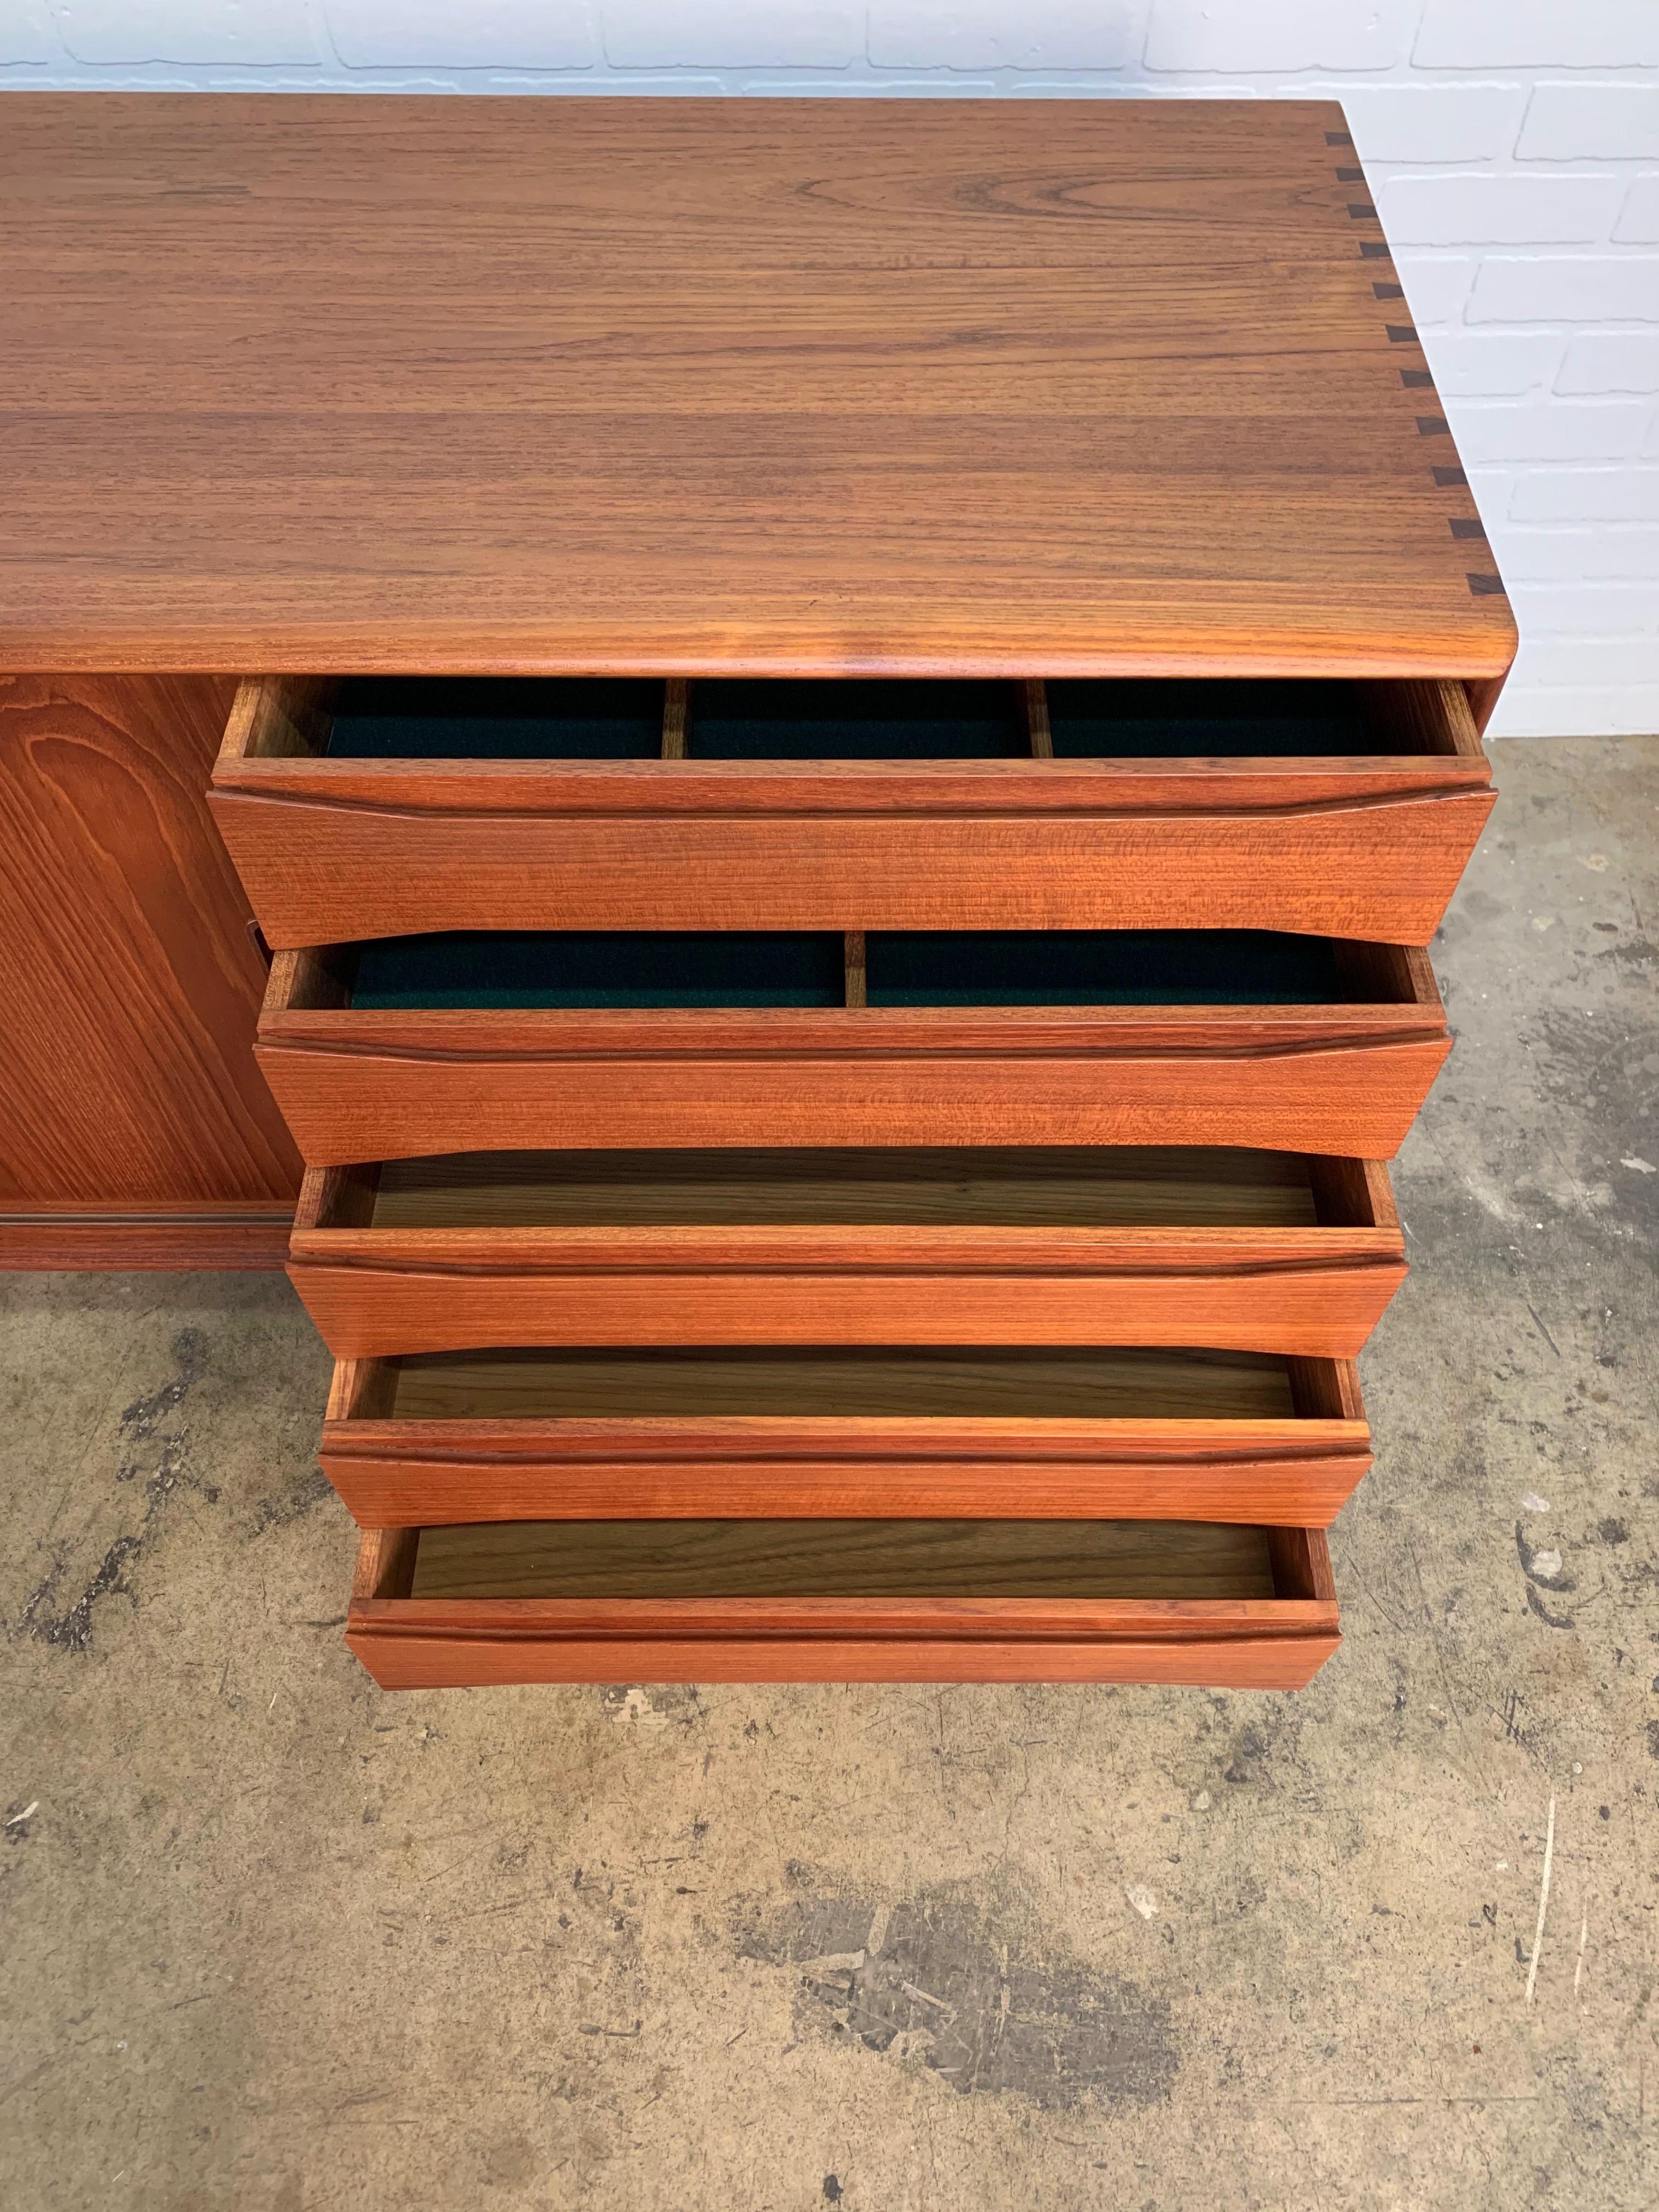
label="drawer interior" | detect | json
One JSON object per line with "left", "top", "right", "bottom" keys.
{"left": 866, "top": 930, "right": 1344, "bottom": 1006}
{"left": 281, "top": 675, "right": 1475, "bottom": 763}
{"left": 324, "top": 1146, "right": 1389, "bottom": 1232}
{"left": 344, "top": 1344, "right": 1359, "bottom": 1423}
{"left": 1045, "top": 678, "right": 1433, "bottom": 758}
{"left": 347, "top": 930, "right": 848, "bottom": 1008}
{"left": 403, "top": 1515, "right": 1285, "bottom": 1601}
{"left": 327, "top": 677, "right": 667, "bottom": 759}
{"left": 681, "top": 678, "right": 1029, "bottom": 758}
{"left": 332, "top": 929, "right": 1409, "bottom": 1011}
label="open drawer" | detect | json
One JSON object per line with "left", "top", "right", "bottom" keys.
{"left": 212, "top": 675, "right": 1494, "bottom": 949}
{"left": 345, "top": 1513, "right": 1342, "bottom": 1688}
{"left": 291, "top": 1146, "right": 1406, "bottom": 1360}
{"left": 320, "top": 1344, "right": 1370, "bottom": 1531}
{"left": 257, "top": 928, "right": 1449, "bottom": 1165}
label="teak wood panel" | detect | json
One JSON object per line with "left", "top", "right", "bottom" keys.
{"left": 411, "top": 1515, "right": 1280, "bottom": 1599}
{"left": 323, "top": 1426, "right": 1370, "bottom": 1535}
{"left": 290, "top": 1230, "right": 1406, "bottom": 1361}
{"left": 288, "top": 1155, "right": 1406, "bottom": 1359}
{"left": 359, "top": 1143, "right": 1336, "bottom": 1229}
{"left": 344, "top": 1523, "right": 1341, "bottom": 1688}
{"left": 256, "top": 953, "right": 1451, "bottom": 1166}
{"left": 211, "top": 676, "right": 1494, "bottom": 949}
{"left": 2, "top": 96, "right": 1513, "bottom": 679}
{"left": 319, "top": 1350, "right": 1370, "bottom": 1531}
{"left": 0, "top": 674, "right": 302, "bottom": 1256}
{"left": 0, "top": 1205, "right": 295, "bottom": 1272}
{"left": 374, "top": 1344, "right": 1305, "bottom": 1421}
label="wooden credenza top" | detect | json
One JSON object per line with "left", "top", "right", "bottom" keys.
{"left": 0, "top": 93, "right": 1513, "bottom": 679}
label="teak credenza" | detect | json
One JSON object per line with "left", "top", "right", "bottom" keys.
{"left": 0, "top": 95, "right": 1513, "bottom": 1689}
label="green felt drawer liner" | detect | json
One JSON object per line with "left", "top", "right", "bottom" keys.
{"left": 343, "top": 929, "right": 1355, "bottom": 1011}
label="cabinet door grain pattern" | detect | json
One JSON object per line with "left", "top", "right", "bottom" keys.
{"left": 0, "top": 675, "right": 301, "bottom": 1261}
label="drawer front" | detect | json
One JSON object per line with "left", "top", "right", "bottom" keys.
{"left": 213, "top": 675, "right": 1493, "bottom": 950}
{"left": 213, "top": 792, "right": 1493, "bottom": 951}
{"left": 257, "top": 931, "right": 1448, "bottom": 1164}
{"left": 346, "top": 1622, "right": 1339, "bottom": 1689}
{"left": 319, "top": 1347, "right": 1372, "bottom": 1530}
{"left": 344, "top": 1522, "right": 1341, "bottom": 1689}
{"left": 290, "top": 1148, "right": 1406, "bottom": 1361}
{"left": 291, "top": 1240, "right": 1406, "bottom": 1360}
{"left": 258, "top": 1022, "right": 1449, "bottom": 1167}
{"left": 323, "top": 1423, "right": 1370, "bottom": 1532}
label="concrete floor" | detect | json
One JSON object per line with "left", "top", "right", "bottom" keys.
{"left": 2, "top": 735, "right": 1655, "bottom": 2211}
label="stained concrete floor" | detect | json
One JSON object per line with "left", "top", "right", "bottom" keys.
{"left": 2, "top": 735, "right": 1656, "bottom": 2211}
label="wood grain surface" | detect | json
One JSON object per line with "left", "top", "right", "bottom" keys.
{"left": 407, "top": 1515, "right": 1279, "bottom": 1600}
{"left": 323, "top": 1435, "right": 1369, "bottom": 1533}
{"left": 212, "top": 778, "right": 1496, "bottom": 948}
{"left": 2, "top": 96, "right": 1512, "bottom": 679}
{"left": 257, "top": 990, "right": 1451, "bottom": 1167}
{"left": 343, "top": 1619, "right": 1341, "bottom": 1689}
{"left": 287, "top": 1233, "right": 1406, "bottom": 1360}
{"left": 322, "top": 1344, "right": 1353, "bottom": 1422}
{"left": 355, "top": 1145, "right": 1331, "bottom": 1229}
{"left": 0, "top": 675, "right": 302, "bottom": 1223}
{"left": 0, "top": 1205, "right": 294, "bottom": 1271}
{"left": 318, "top": 1348, "right": 1371, "bottom": 1530}
{"left": 377, "top": 1344, "right": 1297, "bottom": 1421}
{"left": 343, "top": 1519, "right": 1340, "bottom": 1685}
{"left": 347, "top": 1578, "right": 1340, "bottom": 1689}
{"left": 287, "top": 1145, "right": 1402, "bottom": 1358}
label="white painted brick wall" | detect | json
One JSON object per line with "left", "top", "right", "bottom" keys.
{"left": 1514, "top": 468, "right": 1659, "bottom": 521}
{"left": 1413, "top": 2, "right": 1659, "bottom": 70}
{"left": 1469, "top": 256, "right": 1659, "bottom": 323}
{"left": 603, "top": 4, "right": 862, "bottom": 69}
{"left": 2, "top": 3, "right": 1656, "bottom": 738}
{"left": 52, "top": 1, "right": 319, "bottom": 65}
{"left": 1616, "top": 174, "right": 1659, "bottom": 241}
{"left": 1380, "top": 174, "right": 1627, "bottom": 244}
{"left": 325, "top": 3, "right": 598, "bottom": 72}
{"left": 1390, "top": 254, "right": 1477, "bottom": 323}
{"left": 867, "top": 3, "right": 1138, "bottom": 73}
{"left": 1145, "top": 2, "right": 1423, "bottom": 75}
{"left": 1453, "top": 400, "right": 1650, "bottom": 461}
{"left": 1517, "top": 83, "right": 1659, "bottom": 160}
{"left": 1430, "top": 333, "right": 1566, "bottom": 394}
{"left": 1328, "top": 85, "right": 1525, "bottom": 162}
{"left": 1558, "top": 334, "right": 1659, "bottom": 392}
{"left": 2, "top": 2, "right": 54, "bottom": 61}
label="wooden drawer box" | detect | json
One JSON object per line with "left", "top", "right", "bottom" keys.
{"left": 346, "top": 1514, "right": 1341, "bottom": 1688}
{"left": 320, "top": 1344, "right": 1370, "bottom": 1531}
{"left": 290, "top": 1144, "right": 1405, "bottom": 1360}
{"left": 257, "top": 929, "right": 1449, "bottom": 1165}
{"left": 212, "top": 674, "right": 1493, "bottom": 949}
